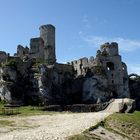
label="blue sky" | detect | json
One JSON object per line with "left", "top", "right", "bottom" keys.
{"left": 0, "top": 0, "right": 140, "bottom": 74}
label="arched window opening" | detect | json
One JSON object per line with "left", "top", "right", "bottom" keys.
{"left": 106, "top": 62, "right": 114, "bottom": 70}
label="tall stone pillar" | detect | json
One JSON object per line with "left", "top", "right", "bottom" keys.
{"left": 39, "top": 24, "right": 56, "bottom": 65}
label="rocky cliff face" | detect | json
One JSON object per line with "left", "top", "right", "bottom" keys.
{"left": 0, "top": 59, "right": 37, "bottom": 104}
{"left": 0, "top": 58, "right": 137, "bottom": 106}
{"left": 83, "top": 75, "right": 112, "bottom": 103}
{"left": 0, "top": 59, "right": 83, "bottom": 105}
{"left": 37, "top": 64, "right": 83, "bottom": 105}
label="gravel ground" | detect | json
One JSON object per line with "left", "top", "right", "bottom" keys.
{"left": 0, "top": 112, "right": 110, "bottom": 140}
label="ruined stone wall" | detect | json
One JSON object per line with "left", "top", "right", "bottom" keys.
{"left": 6, "top": 56, "right": 22, "bottom": 64}
{"left": 51, "top": 63, "right": 74, "bottom": 85}
{"left": 70, "top": 42, "right": 130, "bottom": 100}
{"left": 55, "top": 63, "right": 73, "bottom": 75}
{"left": 101, "top": 55, "right": 123, "bottom": 85}
{"left": 100, "top": 42, "right": 118, "bottom": 56}
{"left": 71, "top": 57, "right": 89, "bottom": 77}
{"left": 0, "top": 51, "right": 8, "bottom": 64}
{"left": 17, "top": 45, "right": 29, "bottom": 59}
{"left": 29, "top": 37, "right": 44, "bottom": 60}
{"left": 14, "top": 24, "right": 56, "bottom": 65}
{"left": 98, "top": 42, "right": 129, "bottom": 98}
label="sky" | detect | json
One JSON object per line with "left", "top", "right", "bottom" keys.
{"left": 0, "top": 0, "right": 140, "bottom": 74}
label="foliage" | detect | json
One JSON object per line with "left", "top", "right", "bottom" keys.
{"left": 94, "top": 66, "right": 105, "bottom": 75}
{"left": 0, "top": 100, "right": 6, "bottom": 106}
{"left": 6, "top": 59, "right": 17, "bottom": 67}
{"left": 32, "top": 59, "right": 47, "bottom": 67}
{"left": 101, "top": 50, "right": 108, "bottom": 56}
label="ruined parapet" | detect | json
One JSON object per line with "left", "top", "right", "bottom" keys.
{"left": 39, "top": 24, "right": 56, "bottom": 65}
{"left": 89, "top": 56, "right": 94, "bottom": 64}
{"left": 100, "top": 42, "right": 118, "bottom": 56}
{"left": 29, "top": 37, "right": 44, "bottom": 60}
{"left": 17, "top": 45, "right": 29, "bottom": 59}
{"left": 0, "top": 51, "right": 8, "bottom": 64}
{"left": 51, "top": 63, "right": 74, "bottom": 85}
{"left": 71, "top": 57, "right": 89, "bottom": 77}
{"left": 55, "top": 63, "right": 74, "bottom": 75}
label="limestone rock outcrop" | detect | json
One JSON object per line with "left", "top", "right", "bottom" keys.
{"left": 83, "top": 75, "right": 111, "bottom": 103}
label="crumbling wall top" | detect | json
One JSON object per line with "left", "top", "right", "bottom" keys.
{"left": 100, "top": 42, "right": 118, "bottom": 56}
{"left": 100, "top": 42, "right": 118, "bottom": 50}
{"left": 39, "top": 24, "right": 55, "bottom": 31}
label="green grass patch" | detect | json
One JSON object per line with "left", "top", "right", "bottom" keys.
{"left": 105, "top": 111, "right": 140, "bottom": 130}
{"left": 0, "top": 120, "right": 15, "bottom": 126}
{"left": 0, "top": 100, "right": 6, "bottom": 106}
{"left": 18, "top": 106, "right": 61, "bottom": 116}
{"left": 68, "top": 134, "right": 89, "bottom": 140}
{"left": 102, "top": 111, "right": 140, "bottom": 139}
{"left": 68, "top": 133, "right": 101, "bottom": 140}
{"left": 0, "top": 105, "right": 68, "bottom": 117}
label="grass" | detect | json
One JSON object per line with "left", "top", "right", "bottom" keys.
{"left": 68, "top": 134, "right": 90, "bottom": 140}
{"left": 0, "top": 103, "right": 69, "bottom": 117}
{"left": 68, "top": 111, "right": 140, "bottom": 140}
{"left": 68, "top": 133, "right": 101, "bottom": 140}
{"left": 103, "top": 111, "right": 140, "bottom": 139}
{"left": 17, "top": 106, "right": 61, "bottom": 116}
{"left": 0, "top": 120, "right": 15, "bottom": 126}
{"left": 107, "top": 111, "right": 140, "bottom": 122}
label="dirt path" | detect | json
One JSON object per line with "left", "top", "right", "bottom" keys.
{"left": 0, "top": 112, "right": 110, "bottom": 140}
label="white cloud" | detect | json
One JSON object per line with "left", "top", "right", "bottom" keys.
{"left": 82, "top": 15, "right": 91, "bottom": 29}
{"left": 115, "top": 38, "right": 140, "bottom": 52}
{"left": 84, "top": 35, "right": 107, "bottom": 47}
{"left": 79, "top": 33, "right": 140, "bottom": 52}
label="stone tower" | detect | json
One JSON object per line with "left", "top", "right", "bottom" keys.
{"left": 100, "top": 42, "right": 129, "bottom": 97}
{"left": 39, "top": 24, "right": 56, "bottom": 65}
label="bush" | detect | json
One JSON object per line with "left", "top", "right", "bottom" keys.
{"left": 94, "top": 66, "right": 105, "bottom": 75}
{"left": 6, "top": 60, "right": 17, "bottom": 67}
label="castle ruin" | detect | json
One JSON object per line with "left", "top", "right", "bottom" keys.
{"left": 0, "top": 24, "right": 130, "bottom": 105}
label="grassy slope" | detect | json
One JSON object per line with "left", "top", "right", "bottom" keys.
{"left": 104, "top": 111, "right": 140, "bottom": 139}
{"left": 68, "top": 111, "right": 140, "bottom": 140}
